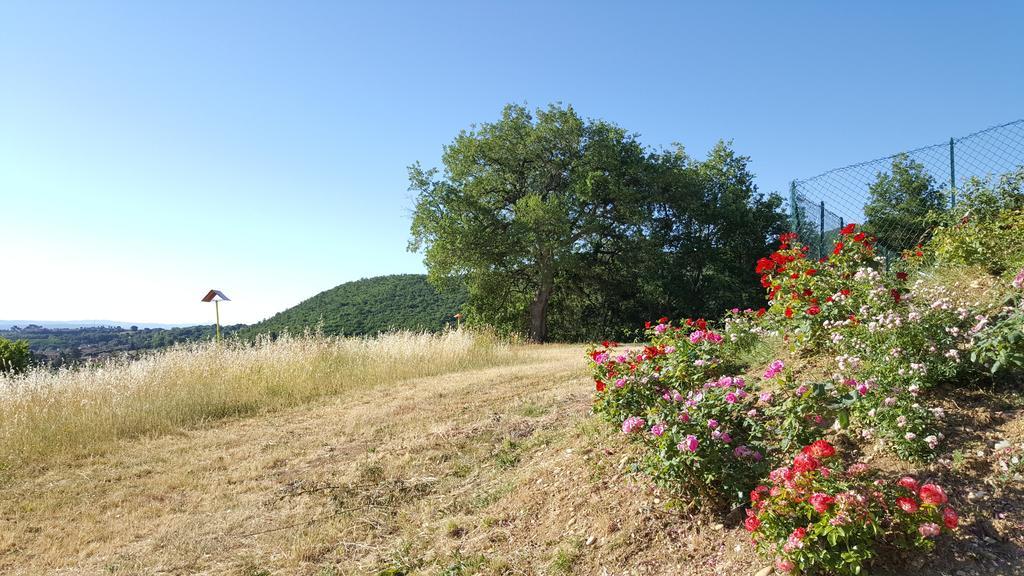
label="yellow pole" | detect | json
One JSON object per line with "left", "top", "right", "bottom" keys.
{"left": 215, "top": 300, "right": 221, "bottom": 342}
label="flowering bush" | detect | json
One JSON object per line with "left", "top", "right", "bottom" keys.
{"left": 722, "top": 307, "right": 776, "bottom": 351}
{"left": 753, "top": 226, "right": 986, "bottom": 460}
{"left": 747, "top": 440, "right": 958, "bottom": 575}
{"left": 755, "top": 226, "right": 896, "bottom": 346}
{"left": 588, "top": 214, "right": 1014, "bottom": 572}
{"left": 759, "top": 361, "right": 838, "bottom": 454}
{"left": 590, "top": 321, "right": 771, "bottom": 507}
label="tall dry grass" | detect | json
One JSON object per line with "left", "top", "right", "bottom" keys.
{"left": 0, "top": 329, "right": 510, "bottom": 473}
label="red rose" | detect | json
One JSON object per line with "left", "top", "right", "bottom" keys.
{"left": 890, "top": 289, "right": 902, "bottom": 303}
{"left": 898, "top": 476, "right": 920, "bottom": 492}
{"left": 744, "top": 513, "right": 761, "bottom": 532}
{"left": 896, "top": 272, "right": 908, "bottom": 281}
{"left": 840, "top": 288, "right": 851, "bottom": 296}
{"left": 645, "top": 321, "right": 651, "bottom": 329}
{"left": 802, "top": 439, "right": 836, "bottom": 458}
{"left": 595, "top": 380, "right": 606, "bottom": 392}
{"left": 756, "top": 307, "right": 766, "bottom": 317}
{"left": 834, "top": 242, "right": 844, "bottom": 255}
{"left": 919, "top": 484, "right": 948, "bottom": 506}
{"left": 840, "top": 223, "right": 856, "bottom": 235}
{"left": 943, "top": 507, "right": 959, "bottom": 529}
{"left": 809, "top": 492, "right": 835, "bottom": 513}
{"left": 896, "top": 497, "right": 919, "bottom": 513}
{"left": 791, "top": 527, "right": 807, "bottom": 540}
{"left": 784, "top": 308, "right": 794, "bottom": 318}
{"left": 658, "top": 316, "right": 669, "bottom": 324}
{"left": 792, "top": 452, "right": 819, "bottom": 473}
{"left": 805, "top": 269, "right": 817, "bottom": 276}
{"left": 853, "top": 232, "right": 866, "bottom": 242}
{"left": 807, "top": 306, "right": 820, "bottom": 316}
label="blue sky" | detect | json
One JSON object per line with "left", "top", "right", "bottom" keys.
{"left": 2, "top": 1, "right": 1022, "bottom": 325}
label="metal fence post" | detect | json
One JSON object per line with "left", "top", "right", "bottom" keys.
{"left": 819, "top": 201, "right": 825, "bottom": 259}
{"left": 949, "top": 137, "right": 956, "bottom": 208}
{"left": 789, "top": 181, "right": 799, "bottom": 236}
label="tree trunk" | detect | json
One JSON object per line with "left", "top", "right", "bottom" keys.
{"left": 528, "top": 268, "right": 554, "bottom": 343}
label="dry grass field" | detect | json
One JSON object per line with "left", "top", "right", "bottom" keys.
{"left": 1, "top": 336, "right": 1022, "bottom": 575}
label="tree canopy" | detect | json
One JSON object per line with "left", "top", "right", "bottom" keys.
{"left": 409, "top": 103, "right": 786, "bottom": 342}
{"left": 863, "top": 154, "right": 946, "bottom": 252}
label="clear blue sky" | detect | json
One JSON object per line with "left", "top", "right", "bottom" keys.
{"left": 2, "top": 1, "right": 1022, "bottom": 325}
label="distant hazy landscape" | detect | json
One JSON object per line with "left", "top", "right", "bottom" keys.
{"left": 1, "top": 274, "right": 464, "bottom": 365}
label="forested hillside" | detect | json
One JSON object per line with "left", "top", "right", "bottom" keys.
{"left": 240, "top": 274, "right": 465, "bottom": 338}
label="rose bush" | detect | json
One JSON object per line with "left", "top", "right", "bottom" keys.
{"left": 753, "top": 226, "right": 986, "bottom": 460}
{"left": 588, "top": 215, "right": 1021, "bottom": 572}
{"left": 747, "top": 440, "right": 958, "bottom": 575}
{"left": 590, "top": 320, "right": 772, "bottom": 507}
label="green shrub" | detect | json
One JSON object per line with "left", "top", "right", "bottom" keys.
{"left": 0, "top": 337, "right": 31, "bottom": 374}
{"left": 970, "top": 300, "right": 1024, "bottom": 376}
{"left": 930, "top": 169, "right": 1024, "bottom": 278}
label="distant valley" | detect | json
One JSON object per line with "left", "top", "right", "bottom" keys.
{"left": 1, "top": 274, "right": 465, "bottom": 365}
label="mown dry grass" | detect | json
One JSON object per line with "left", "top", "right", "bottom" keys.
{"left": 0, "top": 330, "right": 510, "bottom": 474}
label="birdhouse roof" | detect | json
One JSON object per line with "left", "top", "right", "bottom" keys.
{"left": 201, "top": 290, "right": 231, "bottom": 302}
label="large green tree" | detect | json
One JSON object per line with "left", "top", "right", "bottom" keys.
{"left": 863, "top": 154, "right": 946, "bottom": 252}
{"left": 646, "top": 143, "right": 786, "bottom": 318}
{"left": 409, "top": 103, "right": 786, "bottom": 342}
{"left": 408, "top": 104, "right": 648, "bottom": 341}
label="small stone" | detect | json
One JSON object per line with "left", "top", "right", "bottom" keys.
{"left": 754, "top": 567, "right": 773, "bottom": 576}
{"left": 711, "top": 523, "right": 724, "bottom": 531}
{"left": 586, "top": 535, "right": 596, "bottom": 545}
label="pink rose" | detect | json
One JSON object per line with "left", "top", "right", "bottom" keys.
{"left": 678, "top": 434, "right": 699, "bottom": 452}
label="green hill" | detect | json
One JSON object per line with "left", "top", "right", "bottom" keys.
{"left": 241, "top": 274, "right": 466, "bottom": 338}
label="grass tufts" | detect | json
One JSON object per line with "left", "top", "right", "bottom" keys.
{"left": 0, "top": 329, "right": 509, "bottom": 473}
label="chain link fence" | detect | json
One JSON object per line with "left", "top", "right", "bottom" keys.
{"left": 790, "top": 119, "right": 1024, "bottom": 262}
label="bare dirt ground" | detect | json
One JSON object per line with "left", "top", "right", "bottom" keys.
{"left": 1, "top": 345, "right": 1021, "bottom": 576}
